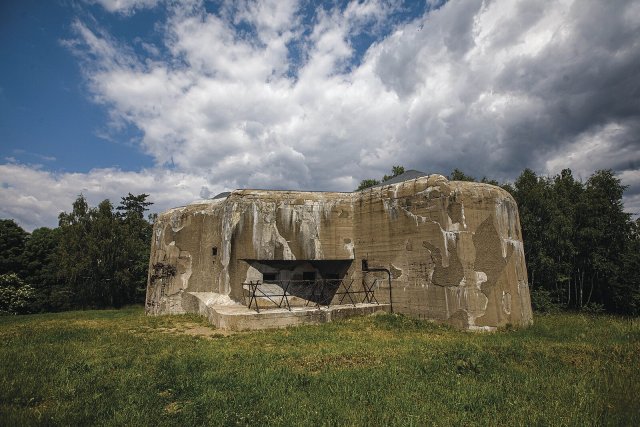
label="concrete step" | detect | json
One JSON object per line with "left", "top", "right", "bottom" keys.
{"left": 184, "top": 291, "right": 390, "bottom": 331}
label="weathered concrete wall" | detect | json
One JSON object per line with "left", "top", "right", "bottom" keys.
{"left": 146, "top": 175, "right": 532, "bottom": 329}
{"left": 352, "top": 175, "right": 531, "bottom": 329}
{"left": 146, "top": 199, "right": 228, "bottom": 314}
{"left": 146, "top": 191, "right": 356, "bottom": 313}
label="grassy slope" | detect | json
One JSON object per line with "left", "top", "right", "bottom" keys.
{"left": 0, "top": 308, "right": 638, "bottom": 426}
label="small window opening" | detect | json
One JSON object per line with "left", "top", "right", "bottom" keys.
{"left": 263, "top": 273, "right": 277, "bottom": 282}
{"left": 212, "top": 247, "right": 218, "bottom": 256}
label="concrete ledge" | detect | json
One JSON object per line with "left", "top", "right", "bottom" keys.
{"left": 211, "top": 304, "right": 390, "bottom": 331}
{"left": 184, "top": 292, "right": 390, "bottom": 331}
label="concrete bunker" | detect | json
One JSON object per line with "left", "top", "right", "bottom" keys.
{"left": 145, "top": 171, "right": 533, "bottom": 331}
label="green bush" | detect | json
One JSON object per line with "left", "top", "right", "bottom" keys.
{"left": 530, "top": 287, "right": 562, "bottom": 313}
{"left": 0, "top": 273, "right": 36, "bottom": 315}
{"left": 582, "top": 302, "right": 605, "bottom": 314}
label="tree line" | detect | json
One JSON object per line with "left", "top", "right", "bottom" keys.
{"left": 507, "top": 169, "right": 639, "bottom": 314}
{"left": 0, "top": 194, "right": 153, "bottom": 314}
{"left": 359, "top": 167, "right": 640, "bottom": 315}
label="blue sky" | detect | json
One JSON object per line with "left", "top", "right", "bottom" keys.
{"left": 1, "top": 0, "right": 639, "bottom": 230}
{"left": 1, "top": 0, "right": 157, "bottom": 172}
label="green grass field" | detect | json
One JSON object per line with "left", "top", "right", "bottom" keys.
{"left": 1, "top": 308, "right": 638, "bottom": 426}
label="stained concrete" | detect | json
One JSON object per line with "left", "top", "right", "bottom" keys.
{"left": 146, "top": 174, "right": 533, "bottom": 330}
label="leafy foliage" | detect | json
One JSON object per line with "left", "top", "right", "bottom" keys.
{"left": 55, "top": 194, "right": 153, "bottom": 309}
{"left": 0, "top": 273, "right": 36, "bottom": 315}
{"left": 449, "top": 168, "right": 476, "bottom": 182}
{"left": 530, "top": 287, "right": 561, "bottom": 314}
{"left": 0, "top": 220, "right": 28, "bottom": 276}
{"left": 21, "top": 227, "right": 61, "bottom": 311}
{"left": 356, "top": 178, "right": 380, "bottom": 190}
{"left": 382, "top": 165, "right": 405, "bottom": 182}
{"left": 448, "top": 168, "right": 499, "bottom": 185}
{"left": 117, "top": 193, "right": 152, "bottom": 219}
{"left": 357, "top": 165, "right": 405, "bottom": 190}
{"left": 509, "top": 168, "right": 639, "bottom": 314}
{"left": 0, "top": 193, "right": 153, "bottom": 314}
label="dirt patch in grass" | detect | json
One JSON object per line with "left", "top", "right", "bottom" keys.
{"left": 146, "top": 322, "right": 233, "bottom": 338}
{"left": 163, "top": 401, "right": 181, "bottom": 414}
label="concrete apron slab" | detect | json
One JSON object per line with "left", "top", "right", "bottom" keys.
{"left": 184, "top": 291, "right": 390, "bottom": 331}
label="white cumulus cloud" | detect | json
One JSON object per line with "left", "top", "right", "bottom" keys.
{"left": 90, "top": 0, "right": 162, "bottom": 15}
{"left": 3, "top": 0, "right": 640, "bottom": 229}
{"left": 0, "top": 163, "right": 212, "bottom": 231}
